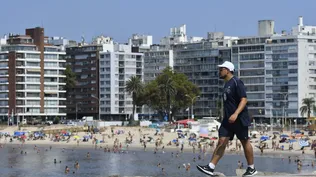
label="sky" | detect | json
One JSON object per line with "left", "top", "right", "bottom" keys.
{"left": 1, "top": 0, "right": 316, "bottom": 43}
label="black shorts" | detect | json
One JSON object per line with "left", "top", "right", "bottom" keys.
{"left": 218, "top": 123, "right": 249, "bottom": 140}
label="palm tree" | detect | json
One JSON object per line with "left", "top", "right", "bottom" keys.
{"left": 300, "top": 97, "right": 316, "bottom": 118}
{"left": 125, "top": 76, "right": 143, "bottom": 124}
{"left": 158, "top": 75, "right": 176, "bottom": 122}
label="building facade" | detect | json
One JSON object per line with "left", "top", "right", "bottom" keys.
{"left": 143, "top": 45, "right": 174, "bottom": 83}
{"left": 99, "top": 43, "right": 143, "bottom": 120}
{"left": 65, "top": 44, "right": 102, "bottom": 120}
{"left": 231, "top": 37, "right": 268, "bottom": 119}
{"left": 0, "top": 27, "right": 66, "bottom": 123}
{"left": 232, "top": 16, "right": 316, "bottom": 122}
{"left": 172, "top": 42, "right": 231, "bottom": 119}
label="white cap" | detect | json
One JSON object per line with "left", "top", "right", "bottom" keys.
{"left": 218, "top": 61, "right": 234, "bottom": 72}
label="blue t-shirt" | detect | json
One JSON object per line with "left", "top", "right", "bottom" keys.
{"left": 222, "top": 76, "right": 250, "bottom": 127}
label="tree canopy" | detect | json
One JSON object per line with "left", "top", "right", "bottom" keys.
{"left": 142, "top": 67, "right": 200, "bottom": 121}
{"left": 64, "top": 65, "right": 76, "bottom": 92}
{"left": 125, "top": 75, "right": 143, "bottom": 124}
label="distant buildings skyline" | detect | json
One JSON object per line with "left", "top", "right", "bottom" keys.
{"left": 1, "top": 16, "right": 316, "bottom": 121}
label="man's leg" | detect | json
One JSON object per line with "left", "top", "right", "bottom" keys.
{"left": 237, "top": 125, "right": 257, "bottom": 176}
{"left": 196, "top": 125, "right": 232, "bottom": 176}
{"left": 210, "top": 137, "right": 230, "bottom": 165}
{"left": 240, "top": 139, "right": 254, "bottom": 166}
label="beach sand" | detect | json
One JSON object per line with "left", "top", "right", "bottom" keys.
{"left": 0, "top": 125, "right": 315, "bottom": 159}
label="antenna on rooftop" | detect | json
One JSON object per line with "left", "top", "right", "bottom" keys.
{"left": 81, "top": 33, "right": 85, "bottom": 44}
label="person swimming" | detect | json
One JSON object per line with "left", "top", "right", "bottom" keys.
{"left": 75, "top": 161, "right": 79, "bottom": 170}
{"left": 186, "top": 163, "right": 191, "bottom": 171}
{"left": 65, "top": 166, "right": 70, "bottom": 174}
{"left": 54, "top": 159, "right": 57, "bottom": 164}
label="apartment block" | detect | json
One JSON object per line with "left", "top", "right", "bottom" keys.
{"left": 231, "top": 36, "right": 268, "bottom": 119}
{"left": 0, "top": 27, "right": 67, "bottom": 122}
{"left": 172, "top": 41, "right": 231, "bottom": 118}
{"left": 233, "top": 16, "right": 316, "bottom": 120}
{"left": 99, "top": 43, "right": 143, "bottom": 120}
{"left": 65, "top": 37, "right": 109, "bottom": 120}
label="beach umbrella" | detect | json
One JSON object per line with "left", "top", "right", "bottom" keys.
{"left": 280, "top": 134, "right": 289, "bottom": 138}
{"left": 74, "top": 135, "right": 80, "bottom": 139}
{"left": 294, "top": 130, "right": 301, "bottom": 134}
{"left": 289, "top": 139, "right": 297, "bottom": 143}
{"left": 188, "top": 137, "right": 196, "bottom": 141}
{"left": 298, "top": 140, "right": 309, "bottom": 147}
{"left": 176, "top": 130, "right": 182, "bottom": 133}
{"left": 260, "top": 136, "right": 269, "bottom": 141}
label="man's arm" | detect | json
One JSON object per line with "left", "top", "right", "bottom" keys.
{"left": 234, "top": 97, "right": 247, "bottom": 116}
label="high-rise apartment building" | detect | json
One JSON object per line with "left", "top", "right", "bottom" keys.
{"left": 143, "top": 45, "right": 174, "bottom": 83}
{"left": 172, "top": 41, "right": 231, "bottom": 118}
{"left": 0, "top": 27, "right": 66, "bottom": 122}
{"left": 65, "top": 36, "right": 112, "bottom": 120}
{"left": 143, "top": 29, "right": 237, "bottom": 119}
{"left": 231, "top": 36, "right": 268, "bottom": 119}
{"left": 99, "top": 42, "right": 143, "bottom": 120}
{"left": 66, "top": 35, "right": 144, "bottom": 121}
{"left": 232, "top": 16, "right": 316, "bottom": 121}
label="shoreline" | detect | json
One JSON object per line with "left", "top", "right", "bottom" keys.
{"left": 4, "top": 140, "right": 315, "bottom": 161}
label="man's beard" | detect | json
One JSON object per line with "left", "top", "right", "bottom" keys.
{"left": 219, "top": 74, "right": 226, "bottom": 79}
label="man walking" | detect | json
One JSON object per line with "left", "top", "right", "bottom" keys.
{"left": 197, "top": 61, "right": 257, "bottom": 177}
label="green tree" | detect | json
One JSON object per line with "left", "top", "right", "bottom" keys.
{"left": 158, "top": 73, "right": 176, "bottom": 122}
{"left": 125, "top": 76, "right": 143, "bottom": 124}
{"left": 143, "top": 67, "right": 200, "bottom": 121}
{"left": 64, "top": 65, "right": 76, "bottom": 93}
{"left": 300, "top": 97, "right": 316, "bottom": 118}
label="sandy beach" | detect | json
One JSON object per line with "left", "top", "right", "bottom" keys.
{"left": 0, "top": 124, "right": 315, "bottom": 159}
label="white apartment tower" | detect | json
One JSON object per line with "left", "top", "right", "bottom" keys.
{"left": 0, "top": 27, "right": 66, "bottom": 123}
{"left": 99, "top": 42, "right": 143, "bottom": 120}
{"left": 232, "top": 16, "right": 316, "bottom": 121}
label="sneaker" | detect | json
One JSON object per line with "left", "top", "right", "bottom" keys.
{"left": 242, "top": 167, "right": 258, "bottom": 177}
{"left": 196, "top": 164, "right": 214, "bottom": 176}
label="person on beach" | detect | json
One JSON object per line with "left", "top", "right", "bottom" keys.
{"left": 197, "top": 61, "right": 257, "bottom": 177}
{"left": 238, "top": 161, "right": 242, "bottom": 169}
{"left": 65, "top": 166, "right": 70, "bottom": 174}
